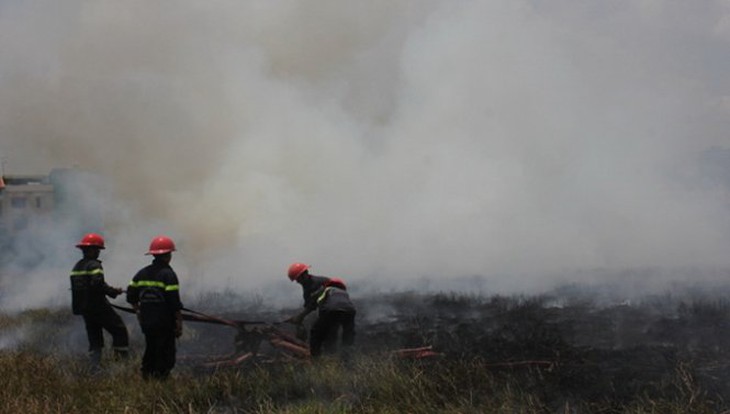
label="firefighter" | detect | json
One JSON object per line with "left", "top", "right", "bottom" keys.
{"left": 286, "top": 262, "right": 330, "bottom": 329}
{"left": 126, "top": 235, "right": 183, "bottom": 380}
{"left": 70, "top": 233, "right": 129, "bottom": 368}
{"left": 309, "top": 277, "right": 356, "bottom": 358}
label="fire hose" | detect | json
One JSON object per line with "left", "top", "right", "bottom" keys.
{"left": 110, "top": 304, "right": 268, "bottom": 327}
{"left": 109, "top": 303, "right": 312, "bottom": 362}
{"left": 109, "top": 304, "right": 445, "bottom": 364}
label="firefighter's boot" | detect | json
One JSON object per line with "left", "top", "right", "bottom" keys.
{"left": 88, "top": 348, "right": 102, "bottom": 372}
{"left": 113, "top": 347, "right": 130, "bottom": 360}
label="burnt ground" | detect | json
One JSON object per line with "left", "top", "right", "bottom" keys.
{"left": 4, "top": 281, "right": 730, "bottom": 409}
{"left": 177, "top": 284, "right": 730, "bottom": 409}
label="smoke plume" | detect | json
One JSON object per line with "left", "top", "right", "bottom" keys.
{"left": 1, "top": 1, "right": 730, "bottom": 309}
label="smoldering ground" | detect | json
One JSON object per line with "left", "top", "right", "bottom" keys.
{"left": 4, "top": 288, "right": 730, "bottom": 410}
{"left": 1, "top": 1, "right": 730, "bottom": 312}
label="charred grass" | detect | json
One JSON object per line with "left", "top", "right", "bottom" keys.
{"left": 1, "top": 290, "right": 730, "bottom": 413}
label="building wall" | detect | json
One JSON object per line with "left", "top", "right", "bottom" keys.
{"left": 0, "top": 176, "right": 55, "bottom": 235}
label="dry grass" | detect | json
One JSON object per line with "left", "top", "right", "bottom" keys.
{"left": 1, "top": 291, "right": 729, "bottom": 413}
{"left": 0, "top": 348, "right": 721, "bottom": 413}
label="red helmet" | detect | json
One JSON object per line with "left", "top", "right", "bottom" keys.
{"left": 326, "top": 278, "right": 346, "bottom": 290}
{"left": 287, "top": 262, "right": 310, "bottom": 282}
{"left": 76, "top": 233, "right": 105, "bottom": 249}
{"left": 146, "top": 235, "right": 176, "bottom": 255}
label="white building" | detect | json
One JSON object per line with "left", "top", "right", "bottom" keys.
{"left": 0, "top": 174, "right": 55, "bottom": 235}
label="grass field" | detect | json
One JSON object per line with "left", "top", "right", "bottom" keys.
{"left": 1, "top": 289, "right": 730, "bottom": 413}
{"left": 0, "top": 349, "right": 719, "bottom": 413}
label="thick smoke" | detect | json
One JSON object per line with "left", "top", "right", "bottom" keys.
{"left": 1, "top": 1, "right": 730, "bottom": 309}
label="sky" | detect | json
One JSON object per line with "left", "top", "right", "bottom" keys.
{"left": 1, "top": 0, "right": 730, "bottom": 309}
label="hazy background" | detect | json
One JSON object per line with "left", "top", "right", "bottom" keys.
{"left": 1, "top": 0, "right": 730, "bottom": 310}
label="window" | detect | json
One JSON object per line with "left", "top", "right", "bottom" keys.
{"left": 11, "top": 197, "right": 26, "bottom": 208}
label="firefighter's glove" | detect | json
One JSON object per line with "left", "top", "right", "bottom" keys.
{"left": 108, "top": 287, "right": 123, "bottom": 299}
{"left": 296, "top": 324, "right": 308, "bottom": 341}
{"left": 287, "top": 314, "right": 304, "bottom": 325}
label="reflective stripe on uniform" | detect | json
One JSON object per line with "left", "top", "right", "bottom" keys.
{"left": 70, "top": 268, "right": 104, "bottom": 276}
{"left": 129, "top": 280, "right": 180, "bottom": 291}
{"left": 316, "top": 287, "right": 333, "bottom": 304}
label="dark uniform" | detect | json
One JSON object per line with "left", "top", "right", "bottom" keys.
{"left": 310, "top": 284, "right": 356, "bottom": 357}
{"left": 126, "top": 257, "right": 183, "bottom": 379}
{"left": 301, "top": 275, "right": 330, "bottom": 314}
{"left": 291, "top": 274, "right": 329, "bottom": 340}
{"left": 70, "top": 257, "right": 129, "bottom": 363}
